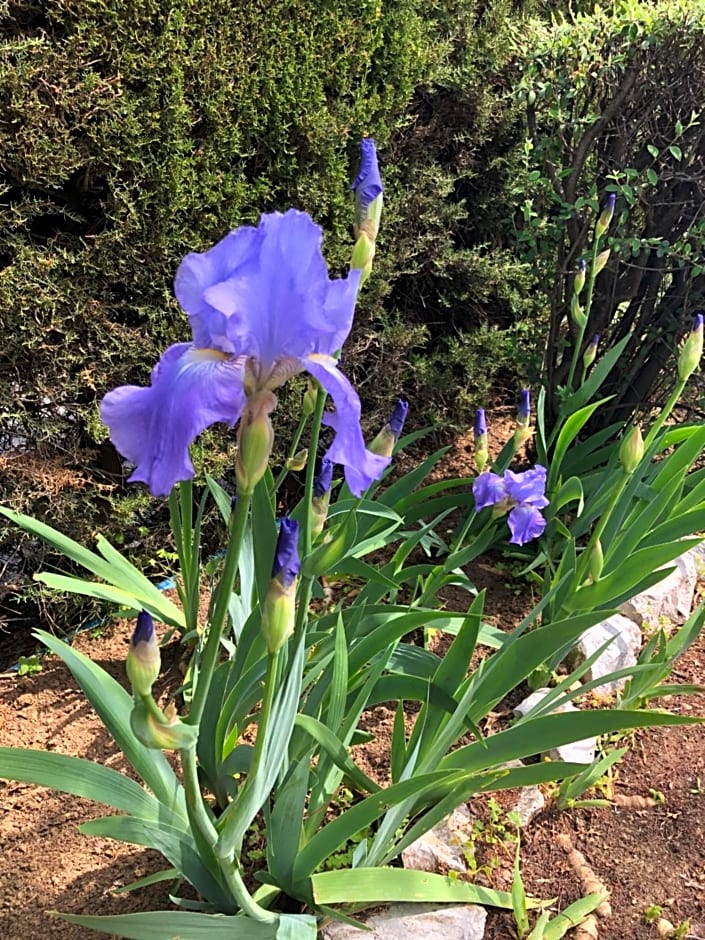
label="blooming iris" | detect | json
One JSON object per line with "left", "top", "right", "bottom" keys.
{"left": 101, "top": 210, "right": 390, "bottom": 497}
{"left": 473, "top": 465, "right": 549, "bottom": 545}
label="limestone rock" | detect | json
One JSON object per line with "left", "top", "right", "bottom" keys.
{"left": 512, "top": 785, "right": 546, "bottom": 827}
{"left": 567, "top": 614, "right": 643, "bottom": 694}
{"left": 320, "top": 903, "right": 487, "bottom": 940}
{"left": 620, "top": 551, "right": 698, "bottom": 629}
{"left": 401, "top": 804, "right": 473, "bottom": 874}
{"left": 513, "top": 688, "right": 596, "bottom": 764}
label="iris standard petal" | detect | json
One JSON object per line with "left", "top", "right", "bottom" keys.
{"left": 101, "top": 344, "right": 246, "bottom": 497}
{"left": 304, "top": 353, "right": 390, "bottom": 496}
{"left": 507, "top": 504, "right": 546, "bottom": 545}
{"left": 174, "top": 226, "right": 262, "bottom": 351}
{"left": 503, "top": 465, "right": 549, "bottom": 508}
{"left": 473, "top": 472, "right": 507, "bottom": 510}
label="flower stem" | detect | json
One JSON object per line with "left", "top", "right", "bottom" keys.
{"left": 272, "top": 410, "right": 310, "bottom": 495}
{"left": 295, "top": 384, "right": 327, "bottom": 636}
{"left": 187, "top": 491, "right": 252, "bottom": 727}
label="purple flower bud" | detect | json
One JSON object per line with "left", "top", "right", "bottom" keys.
{"left": 272, "top": 517, "right": 300, "bottom": 588}
{"left": 574, "top": 259, "right": 587, "bottom": 295}
{"left": 474, "top": 408, "right": 487, "bottom": 438}
{"left": 132, "top": 610, "right": 155, "bottom": 646}
{"left": 517, "top": 389, "right": 531, "bottom": 426}
{"left": 388, "top": 398, "right": 409, "bottom": 440}
{"left": 351, "top": 139, "right": 383, "bottom": 221}
{"left": 127, "top": 611, "right": 160, "bottom": 696}
{"left": 596, "top": 193, "right": 616, "bottom": 236}
{"left": 313, "top": 458, "right": 334, "bottom": 498}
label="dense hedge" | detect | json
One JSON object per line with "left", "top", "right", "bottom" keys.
{"left": 1, "top": 0, "right": 539, "bottom": 621}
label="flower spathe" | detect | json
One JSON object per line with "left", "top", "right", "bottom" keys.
{"left": 473, "top": 465, "right": 549, "bottom": 546}
{"left": 101, "top": 210, "right": 390, "bottom": 497}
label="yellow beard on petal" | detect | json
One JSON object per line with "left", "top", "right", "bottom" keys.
{"left": 186, "top": 348, "right": 231, "bottom": 363}
{"left": 307, "top": 353, "right": 337, "bottom": 367}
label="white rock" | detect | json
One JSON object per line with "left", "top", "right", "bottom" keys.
{"left": 620, "top": 551, "right": 698, "bottom": 628}
{"left": 320, "top": 903, "right": 487, "bottom": 940}
{"left": 513, "top": 785, "right": 546, "bottom": 827}
{"left": 401, "top": 804, "right": 473, "bottom": 874}
{"left": 513, "top": 688, "right": 596, "bottom": 764}
{"left": 547, "top": 737, "right": 596, "bottom": 764}
{"left": 567, "top": 614, "right": 643, "bottom": 694}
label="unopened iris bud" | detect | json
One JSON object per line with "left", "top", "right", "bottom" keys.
{"left": 130, "top": 697, "right": 198, "bottom": 750}
{"left": 574, "top": 259, "right": 587, "bottom": 295}
{"left": 369, "top": 398, "right": 409, "bottom": 458}
{"left": 583, "top": 334, "right": 600, "bottom": 370}
{"left": 302, "top": 378, "right": 318, "bottom": 416}
{"left": 593, "top": 248, "right": 611, "bottom": 276}
{"left": 619, "top": 425, "right": 644, "bottom": 475}
{"left": 595, "top": 193, "right": 616, "bottom": 238}
{"left": 513, "top": 389, "right": 533, "bottom": 448}
{"left": 589, "top": 539, "right": 604, "bottom": 582}
{"left": 312, "top": 457, "right": 334, "bottom": 538}
{"left": 351, "top": 138, "right": 383, "bottom": 241}
{"left": 303, "top": 511, "right": 357, "bottom": 579}
{"left": 286, "top": 449, "right": 308, "bottom": 472}
{"left": 236, "top": 390, "right": 276, "bottom": 495}
{"left": 517, "top": 389, "right": 531, "bottom": 426}
{"left": 261, "top": 517, "right": 300, "bottom": 654}
{"left": 350, "top": 231, "right": 376, "bottom": 285}
{"left": 474, "top": 408, "right": 488, "bottom": 473}
{"left": 571, "top": 295, "right": 586, "bottom": 328}
{"left": 678, "top": 313, "right": 704, "bottom": 381}
{"left": 126, "top": 611, "right": 160, "bottom": 696}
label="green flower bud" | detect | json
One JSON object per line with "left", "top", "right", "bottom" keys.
{"left": 302, "top": 512, "right": 357, "bottom": 579}
{"left": 582, "top": 334, "right": 600, "bottom": 370}
{"left": 589, "top": 539, "right": 604, "bottom": 582}
{"left": 286, "top": 448, "right": 308, "bottom": 472}
{"left": 261, "top": 518, "right": 300, "bottom": 654}
{"left": 302, "top": 378, "right": 319, "bottom": 416}
{"left": 574, "top": 260, "right": 587, "bottom": 295}
{"left": 593, "top": 248, "right": 611, "bottom": 276}
{"left": 678, "top": 314, "right": 703, "bottom": 381}
{"left": 130, "top": 697, "right": 198, "bottom": 750}
{"left": 126, "top": 611, "right": 160, "bottom": 696}
{"left": 236, "top": 390, "right": 276, "bottom": 495}
{"left": 595, "top": 193, "right": 616, "bottom": 238}
{"left": 619, "top": 426, "right": 644, "bottom": 475}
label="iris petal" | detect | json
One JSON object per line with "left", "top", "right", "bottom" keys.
{"left": 473, "top": 472, "right": 507, "bottom": 510}
{"left": 304, "top": 354, "right": 390, "bottom": 496}
{"left": 507, "top": 504, "right": 546, "bottom": 545}
{"left": 504, "top": 466, "right": 549, "bottom": 508}
{"left": 101, "top": 344, "right": 245, "bottom": 497}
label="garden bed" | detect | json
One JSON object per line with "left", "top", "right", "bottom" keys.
{"left": 1, "top": 564, "right": 703, "bottom": 939}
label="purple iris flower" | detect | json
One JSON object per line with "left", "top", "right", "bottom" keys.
{"left": 351, "top": 138, "right": 383, "bottom": 223}
{"left": 100, "top": 210, "right": 390, "bottom": 497}
{"left": 313, "top": 457, "right": 334, "bottom": 498}
{"left": 273, "top": 517, "right": 300, "bottom": 589}
{"left": 472, "top": 465, "right": 548, "bottom": 546}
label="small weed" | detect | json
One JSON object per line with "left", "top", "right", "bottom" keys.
{"left": 16, "top": 655, "right": 42, "bottom": 677}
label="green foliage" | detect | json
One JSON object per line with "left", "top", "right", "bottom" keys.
{"left": 511, "top": 0, "right": 705, "bottom": 426}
